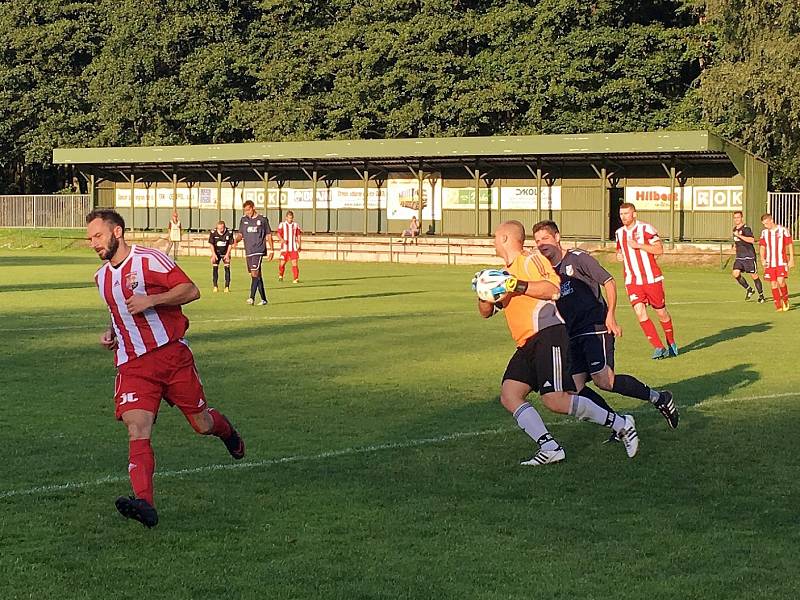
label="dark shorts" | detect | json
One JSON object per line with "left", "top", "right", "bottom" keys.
{"left": 569, "top": 332, "right": 615, "bottom": 376}
{"left": 502, "top": 324, "right": 575, "bottom": 395}
{"left": 245, "top": 253, "right": 264, "bottom": 272}
{"left": 213, "top": 252, "right": 231, "bottom": 265}
{"left": 733, "top": 257, "right": 757, "bottom": 274}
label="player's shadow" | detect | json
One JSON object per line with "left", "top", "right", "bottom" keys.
{"left": 289, "top": 290, "right": 426, "bottom": 304}
{"left": 678, "top": 322, "right": 771, "bottom": 355}
{"left": 0, "top": 281, "right": 96, "bottom": 293}
{"left": 658, "top": 363, "right": 760, "bottom": 409}
{"left": 312, "top": 275, "right": 413, "bottom": 283}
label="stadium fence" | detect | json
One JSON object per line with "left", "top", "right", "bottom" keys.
{"left": 0, "top": 195, "right": 91, "bottom": 228}
{"left": 768, "top": 192, "right": 800, "bottom": 239}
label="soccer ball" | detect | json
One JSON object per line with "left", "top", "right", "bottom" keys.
{"left": 473, "top": 269, "right": 511, "bottom": 303}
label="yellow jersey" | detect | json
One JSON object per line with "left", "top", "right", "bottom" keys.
{"left": 499, "top": 251, "right": 564, "bottom": 346}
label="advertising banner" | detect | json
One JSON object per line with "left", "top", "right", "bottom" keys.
{"left": 625, "top": 186, "right": 743, "bottom": 211}
{"left": 495, "top": 186, "right": 562, "bottom": 210}
{"left": 386, "top": 178, "right": 442, "bottom": 220}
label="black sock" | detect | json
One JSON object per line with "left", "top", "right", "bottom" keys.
{"left": 249, "top": 278, "right": 258, "bottom": 299}
{"left": 578, "top": 386, "right": 615, "bottom": 412}
{"left": 212, "top": 266, "right": 219, "bottom": 286}
{"left": 224, "top": 266, "right": 231, "bottom": 287}
{"left": 612, "top": 374, "right": 653, "bottom": 403}
{"left": 257, "top": 277, "right": 267, "bottom": 301}
{"left": 735, "top": 275, "right": 751, "bottom": 291}
{"left": 754, "top": 278, "right": 763, "bottom": 294}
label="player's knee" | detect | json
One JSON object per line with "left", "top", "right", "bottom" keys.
{"left": 125, "top": 422, "right": 152, "bottom": 441}
{"left": 591, "top": 371, "right": 613, "bottom": 391}
{"left": 540, "top": 392, "right": 570, "bottom": 414}
{"left": 731, "top": 270, "right": 740, "bottom": 278}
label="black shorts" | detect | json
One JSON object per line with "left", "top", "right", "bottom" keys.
{"left": 213, "top": 253, "right": 231, "bottom": 265}
{"left": 502, "top": 324, "right": 574, "bottom": 395}
{"left": 569, "top": 332, "right": 615, "bottom": 376}
{"left": 245, "top": 253, "right": 264, "bottom": 272}
{"left": 733, "top": 257, "right": 757, "bottom": 274}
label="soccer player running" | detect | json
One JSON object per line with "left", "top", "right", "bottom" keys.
{"left": 615, "top": 202, "right": 677, "bottom": 359}
{"left": 759, "top": 213, "right": 794, "bottom": 311}
{"left": 731, "top": 210, "right": 765, "bottom": 303}
{"left": 86, "top": 209, "right": 245, "bottom": 528}
{"left": 276, "top": 210, "right": 302, "bottom": 283}
{"left": 532, "top": 220, "right": 678, "bottom": 435}
{"left": 476, "top": 220, "right": 639, "bottom": 466}
{"left": 208, "top": 220, "right": 234, "bottom": 293}
{"left": 234, "top": 200, "right": 274, "bottom": 305}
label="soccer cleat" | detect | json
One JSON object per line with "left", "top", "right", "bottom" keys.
{"left": 278, "top": 276, "right": 284, "bottom": 282}
{"left": 619, "top": 415, "right": 639, "bottom": 458}
{"left": 668, "top": 343, "right": 679, "bottom": 357}
{"left": 258, "top": 299, "right": 268, "bottom": 306}
{"left": 520, "top": 446, "right": 565, "bottom": 466}
{"left": 782, "top": 300, "right": 790, "bottom": 312}
{"left": 223, "top": 287, "right": 230, "bottom": 293}
{"left": 246, "top": 297, "right": 254, "bottom": 305}
{"left": 115, "top": 496, "right": 158, "bottom": 528}
{"left": 213, "top": 286, "right": 219, "bottom": 293}
{"left": 220, "top": 416, "right": 245, "bottom": 460}
{"left": 602, "top": 431, "right": 620, "bottom": 445}
{"left": 651, "top": 347, "right": 668, "bottom": 360}
{"left": 293, "top": 279, "right": 299, "bottom": 284}
{"left": 758, "top": 296, "right": 766, "bottom": 304}
{"left": 745, "top": 288, "right": 755, "bottom": 301}
{"left": 655, "top": 390, "right": 679, "bottom": 429}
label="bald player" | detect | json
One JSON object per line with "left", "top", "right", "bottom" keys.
{"left": 475, "top": 220, "right": 640, "bottom": 466}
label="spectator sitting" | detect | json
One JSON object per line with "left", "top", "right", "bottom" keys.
{"left": 400, "top": 217, "right": 420, "bottom": 243}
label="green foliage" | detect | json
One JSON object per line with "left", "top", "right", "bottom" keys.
{"left": 0, "top": 0, "right": 796, "bottom": 192}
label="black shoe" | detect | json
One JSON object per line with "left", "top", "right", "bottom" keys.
{"left": 115, "top": 496, "right": 158, "bottom": 528}
{"left": 221, "top": 415, "right": 246, "bottom": 460}
{"left": 758, "top": 296, "right": 766, "bottom": 304}
{"left": 602, "top": 431, "right": 620, "bottom": 444}
{"left": 655, "top": 390, "right": 679, "bottom": 429}
{"left": 745, "top": 288, "right": 755, "bottom": 301}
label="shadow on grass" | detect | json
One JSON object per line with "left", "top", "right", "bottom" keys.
{"left": 0, "top": 282, "right": 96, "bottom": 293}
{"left": 678, "top": 323, "right": 772, "bottom": 355}
{"left": 289, "top": 290, "right": 426, "bottom": 304}
{"left": 658, "top": 363, "right": 760, "bottom": 409}
{"left": 312, "top": 275, "right": 414, "bottom": 283}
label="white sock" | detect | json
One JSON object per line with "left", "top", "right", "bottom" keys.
{"left": 513, "top": 402, "right": 560, "bottom": 450}
{"left": 569, "top": 395, "right": 626, "bottom": 433}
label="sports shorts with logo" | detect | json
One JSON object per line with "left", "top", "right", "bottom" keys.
{"left": 280, "top": 250, "right": 299, "bottom": 261}
{"left": 569, "top": 331, "right": 615, "bottom": 376}
{"left": 764, "top": 266, "right": 788, "bottom": 280}
{"left": 625, "top": 281, "right": 666, "bottom": 309}
{"left": 733, "top": 257, "right": 757, "bottom": 274}
{"left": 502, "top": 324, "right": 574, "bottom": 394}
{"left": 245, "top": 253, "right": 264, "bottom": 272}
{"left": 114, "top": 340, "right": 206, "bottom": 420}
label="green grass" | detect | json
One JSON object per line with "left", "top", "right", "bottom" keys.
{"left": 1, "top": 249, "right": 798, "bottom": 599}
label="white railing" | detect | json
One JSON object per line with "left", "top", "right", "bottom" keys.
{"left": 0, "top": 195, "right": 91, "bottom": 228}
{"left": 768, "top": 192, "right": 800, "bottom": 240}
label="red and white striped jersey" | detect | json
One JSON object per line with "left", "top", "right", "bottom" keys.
{"left": 277, "top": 221, "right": 302, "bottom": 252}
{"left": 615, "top": 221, "right": 664, "bottom": 285}
{"left": 94, "top": 245, "right": 193, "bottom": 367}
{"left": 759, "top": 226, "right": 792, "bottom": 267}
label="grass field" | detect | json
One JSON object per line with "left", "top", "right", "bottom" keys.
{"left": 1, "top": 246, "right": 798, "bottom": 599}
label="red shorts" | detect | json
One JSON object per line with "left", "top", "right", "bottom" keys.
{"left": 280, "top": 250, "right": 299, "bottom": 261}
{"left": 764, "top": 266, "right": 788, "bottom": 280}
{"left": 626, "top": 281, "right": 666, "bottom": 309}
{"left": 113, "top": 340, "right": 206, "bottom": 420}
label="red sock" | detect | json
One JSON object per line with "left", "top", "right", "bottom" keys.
{"left": 128, "top": 439, "right": 155, "bottom": 506}
{"left": 659, "top": 318, "right": 675, "bottom": 345}
{"left": 772, "top": 287, "right": 782, "bottom": 308}
{"left": 780, "top": 284, "right": 789, "bottom": 302}
{"left": 639, "top": 319, "right": 664, "bottom": 349}
{"left": 278, "top": 263, "right": 286, "bottom": 277}
{"left": 292, "top": 265, "right": 299, "bottom": 280}
{"left": 208, "top": 407, "right": 232, "bottom": 440}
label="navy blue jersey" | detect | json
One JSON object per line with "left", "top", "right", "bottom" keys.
{"left": 208, "top": 228, "right": 234, "bottom": 256}
{"left": 239, "top": 214, "right": 272, "bottom": 255}
{"left": 553, "top": 249, "right": 613, "bottom": 337}
{"left": 733, "top": 225, "right": 756, "bottom": 259}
